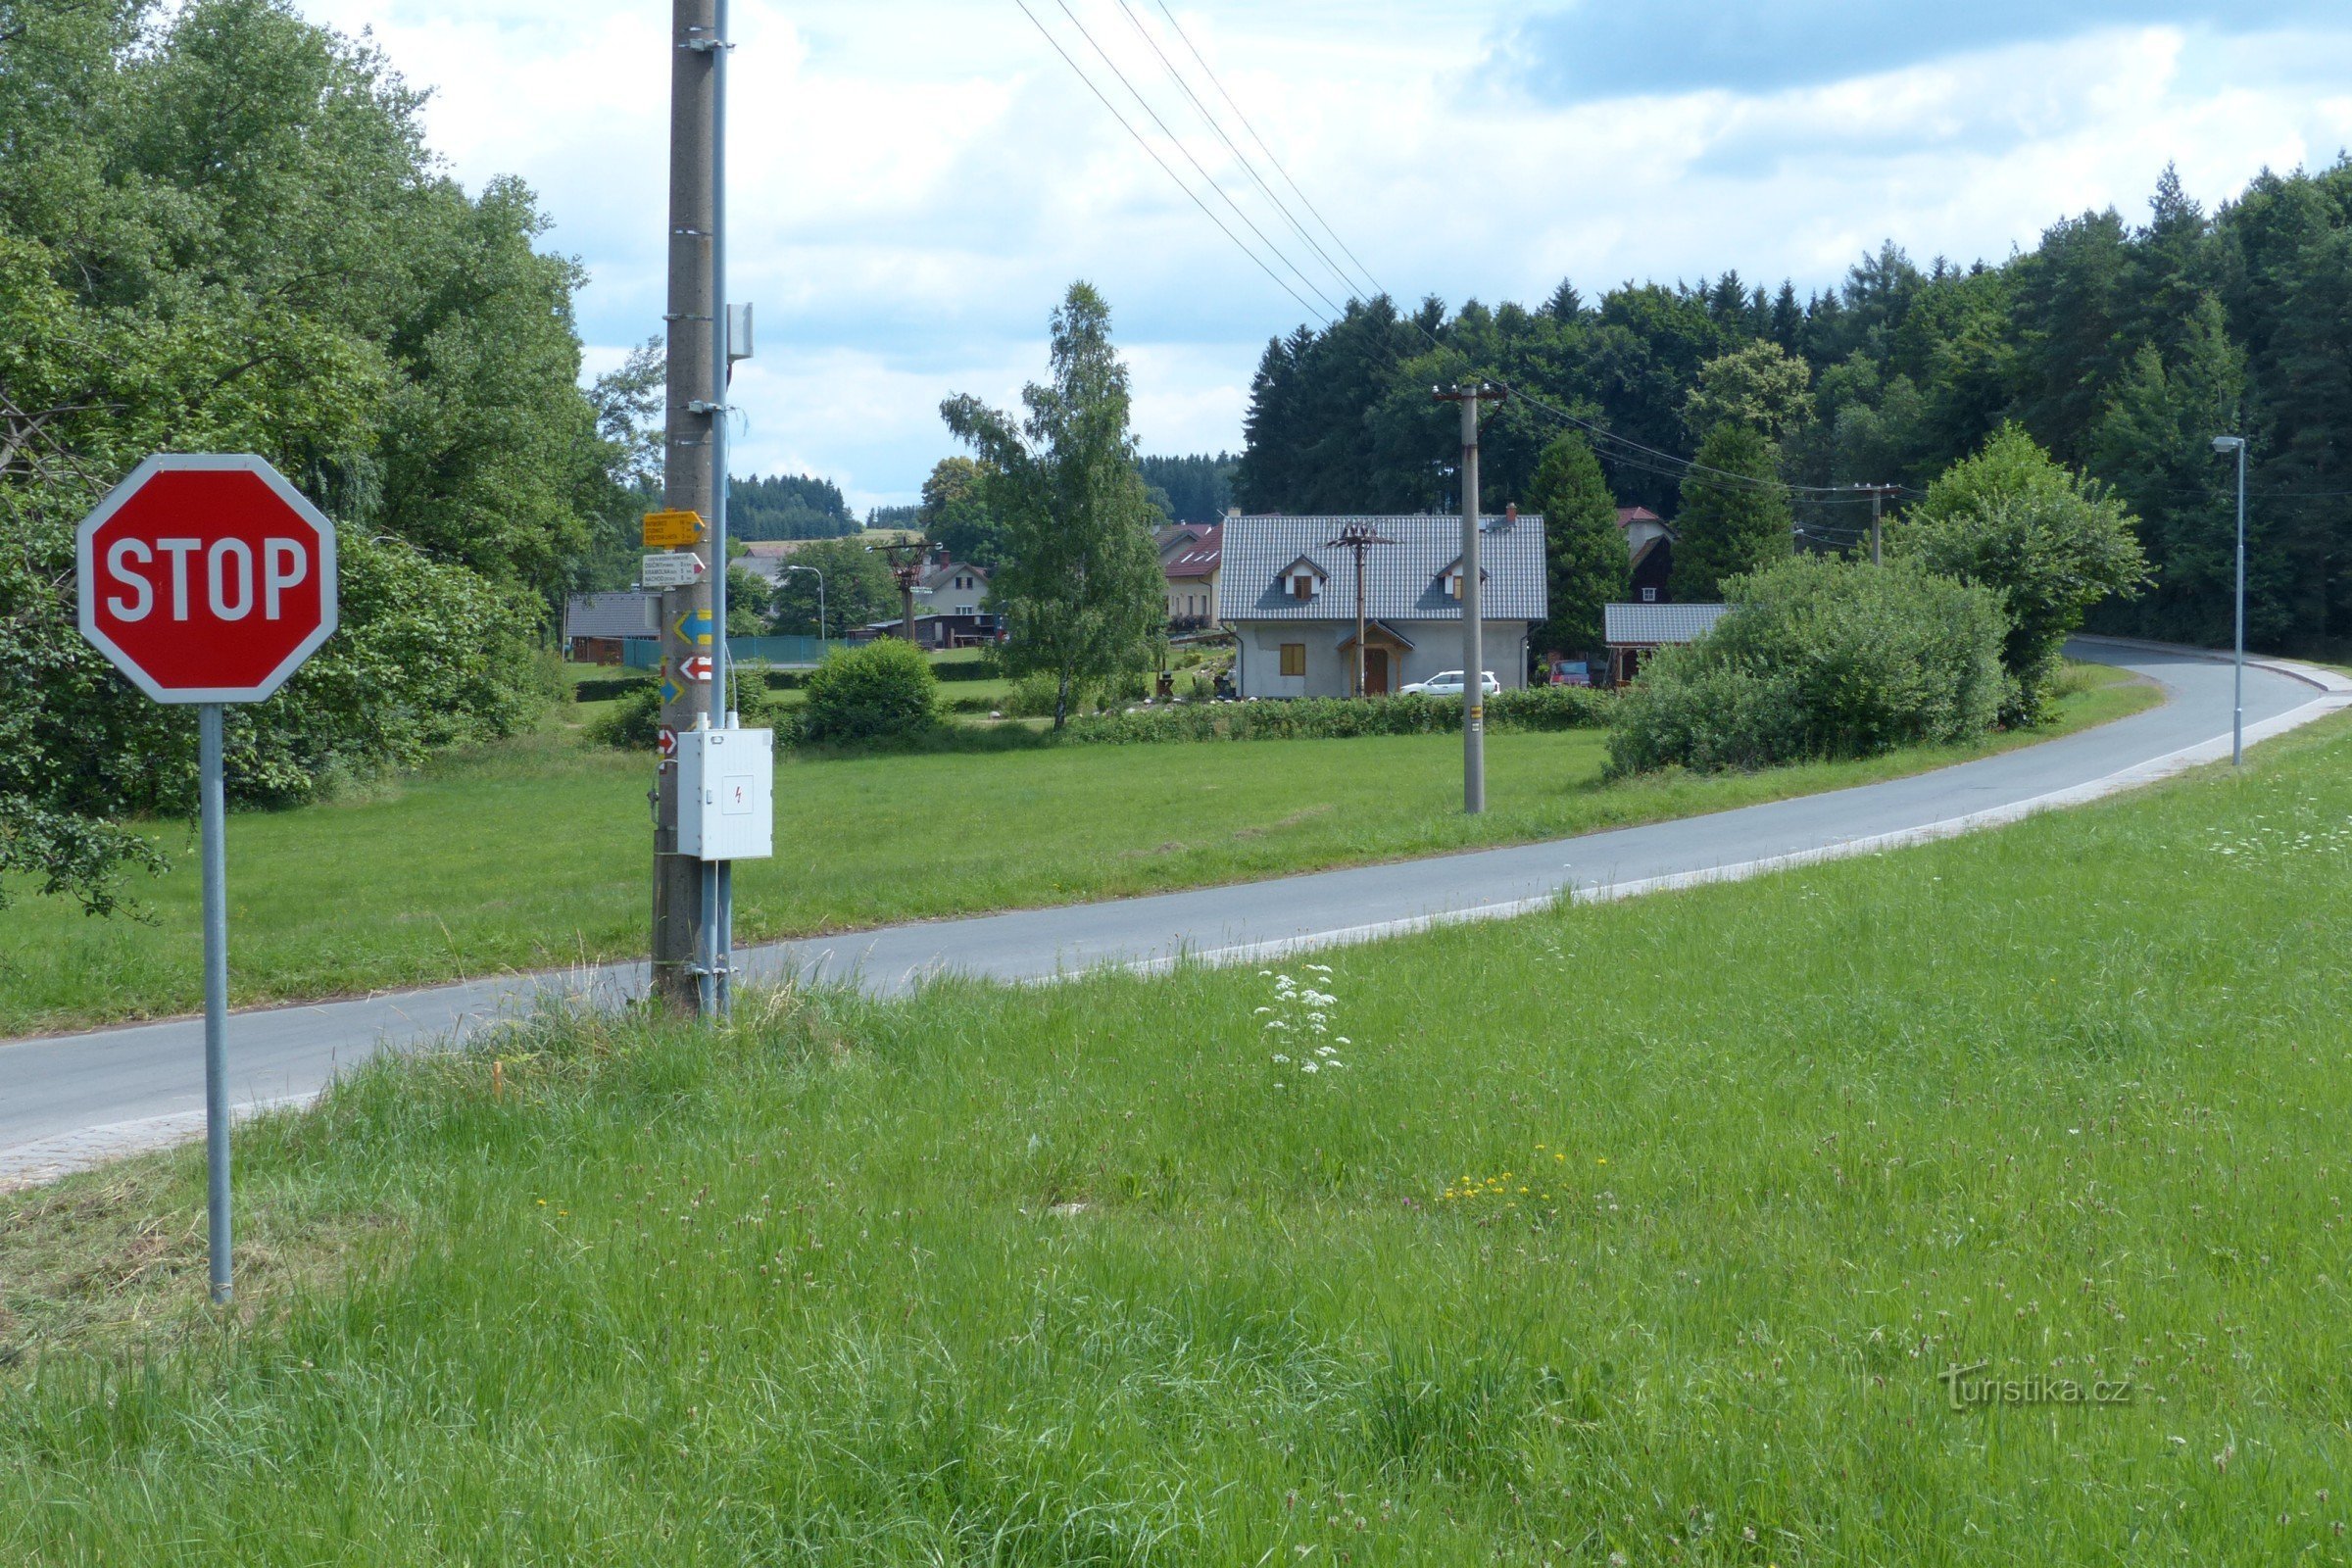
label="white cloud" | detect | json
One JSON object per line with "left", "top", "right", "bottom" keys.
{"left": 286, "top": 2, "right": 2352, "bottom": 507}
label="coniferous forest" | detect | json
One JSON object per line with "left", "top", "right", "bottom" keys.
{"left": 1235, "top": 164, "right": 2352, "bottom": 655}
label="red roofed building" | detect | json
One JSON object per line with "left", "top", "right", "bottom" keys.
{"left": 1158, "top": 520, "right": 1224, "bottom": 628}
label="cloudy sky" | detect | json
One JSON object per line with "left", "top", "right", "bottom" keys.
{"left": 287, "top": 1, "right": 2352, "bottom": 513}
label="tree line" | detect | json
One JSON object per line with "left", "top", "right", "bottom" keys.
{"left": 1236, "top": 162, "right": 2352, "bottom": 656}
{"left": 1, "top": 0, "right": 640, "bottom": 912}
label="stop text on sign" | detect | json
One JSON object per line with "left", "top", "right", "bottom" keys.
{"left": 77, "top": 454, "right": 339, "bottom": 706}
{"left": 101, "top": 536, "right": 315, "bottom": 624}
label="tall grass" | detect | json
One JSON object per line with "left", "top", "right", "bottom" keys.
{"left": 4, "top": 714, "right": 2348, "bottom": 1564}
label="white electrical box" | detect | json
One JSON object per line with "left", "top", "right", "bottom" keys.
{"left": 676, "top": 727, "right": 774, "bottom": 862}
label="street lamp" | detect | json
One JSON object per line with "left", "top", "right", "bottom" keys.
{"left": 2213, "top": 435, "right": 2247, "bottom": 766}
{"left": 780, "top": 564, "right": 826, "bottom": 643}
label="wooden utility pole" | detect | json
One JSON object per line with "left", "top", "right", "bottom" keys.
{"left": 1327, "top": 521, "right": 1396, "bottom": 698}
{"left": 653, "top": 0, "right": 726, "bottom": 1014}
{"left": 1435, "top": 382, "right": 1507, "bottom": 813}
{"left": 878, "top": 541, "right": 926, "bottom": 645}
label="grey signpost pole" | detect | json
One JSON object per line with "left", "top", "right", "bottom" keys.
{"left": 198, "top": 704, "right": 232, "bottom": 1304}
{"left": 2214, "top": 434, "right": 2248, "bottom": 765}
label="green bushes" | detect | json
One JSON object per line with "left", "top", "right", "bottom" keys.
{"left": 588, "top": 670, "right": 789, "bottom": 752}
{"left": 800, "top": 639, "right": 942, "bottom": 745}
{"left": 1057, "top": 685, "right": 1616, "bottom": 747}
{"left": 1608, "top": 557, "right": 2007, "bottom": 774}
{"left": 1893, "top": 424, "right": 2149, "bottom": 723}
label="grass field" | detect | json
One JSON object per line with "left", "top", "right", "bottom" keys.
{"left": 4, "top": 710, "right": 2347, "bottom": 1564}
{"left": 0, "top": 666, "right": 2153, "bottom": 1036}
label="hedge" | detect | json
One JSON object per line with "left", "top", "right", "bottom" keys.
{"left": 1054, "top": 685, "right": 1617, "bottom": 746}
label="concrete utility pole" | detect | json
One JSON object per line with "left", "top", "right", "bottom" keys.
{"left": 653, "top": 0, "right": 727, "bottom": 1014}
{"left": 1855, "top": 483, "right": 1903, "bottom": 565}
{"left": 1436, "top": 381, "right": 1507, "bottom": 813}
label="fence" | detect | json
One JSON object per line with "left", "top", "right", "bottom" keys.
{"left": 620, "top": 635, "right": 850, "bottom": 671}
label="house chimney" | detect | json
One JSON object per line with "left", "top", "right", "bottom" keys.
{"left": 1505, "top": 504, "right": 1518, "bottom": 525}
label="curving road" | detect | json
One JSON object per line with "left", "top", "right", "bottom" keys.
{"left": 4, "top": 639, "right": 2346, "bottom": 1187}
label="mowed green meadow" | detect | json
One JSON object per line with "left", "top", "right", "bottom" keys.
{"left": 0, "top": 665, "right": 2151, "bottom": 1035}
{"left": 3, "top": 713, "right": 2348, "bottom": 1564}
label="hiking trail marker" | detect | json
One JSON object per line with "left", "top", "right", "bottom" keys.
{"left": 643, "top": 509, "right": 707, "bottom": 549}
{"left": 641, "top": 551, "right": 706, "bottom": 590}
{"left": 75, "top": 454, "right": 338, "bottom": 1306}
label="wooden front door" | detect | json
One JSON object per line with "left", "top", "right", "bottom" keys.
{"left": 1364, "top": 648, "right": 1391, "bottom": 695}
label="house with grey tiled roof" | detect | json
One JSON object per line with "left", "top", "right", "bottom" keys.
{"left": 1218, "top": 514, "right": 1546, "bottom": 699}
{"left": 1603, "top": 601, "right": 1731, "bottom": 685}
{"left": 563, "top": 592, "right": 660, "bottom": 665}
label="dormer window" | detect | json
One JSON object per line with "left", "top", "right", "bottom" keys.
{"left": 1440, "top": 559, "right": 1488, "bottom": 601}
{"left": 1276, "top": 555, "right": 1327, "bottom": 602}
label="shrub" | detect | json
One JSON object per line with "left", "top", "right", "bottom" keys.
{"left": 1608, "top": 556, "right": 2008, "bottom": 775}
{"left": 589, "top": 671, "right": 789, "bottom": 751}
{"left": 800, "top": 639, "right": 941, "bottom": 745}
{"left": 1054, "top": 686, "right": 1617, "bottom": 747}
{"left": 1895, "top": 424, "right": 2149, "bottom": 723}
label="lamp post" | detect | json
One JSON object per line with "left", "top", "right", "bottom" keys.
{"left": 781, "top": 563, "right": 826, "bottom": 643}
{"left": 2213, "top": 435, "right": 2247, "bottom": 766}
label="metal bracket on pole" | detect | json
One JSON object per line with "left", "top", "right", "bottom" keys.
{"left": 687, "top": 399, "right": 727, "bottom": 416}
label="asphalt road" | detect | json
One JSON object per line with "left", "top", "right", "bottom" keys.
{"left": 4, "top": 639, "right": 2345, "bottom": 1176}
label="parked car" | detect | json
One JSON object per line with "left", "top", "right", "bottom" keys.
{"left": 1401, "top": 669, "right": 1500, "bottom": 698}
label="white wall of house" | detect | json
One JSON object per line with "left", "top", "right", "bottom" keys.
{"left": 1166, "top": 574, "right": 1219, "bottom": 621}
{"left": 1231, "top": 619, "right": 1532, "bottom": 699}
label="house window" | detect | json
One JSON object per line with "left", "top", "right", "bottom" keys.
{"left": 1290, "top": 571, "right": 1317, "bottom": 601}
{"left": 1446, "top": 571, "right": 1463, "bottom": 600}
{"left": 1642, "top": 587, "right": 1659, "bottom": 603}
{"left": 1279, "top": 643, "right": 1306, "bottom": 677}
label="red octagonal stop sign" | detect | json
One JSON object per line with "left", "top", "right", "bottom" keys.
{"left": 77, "top": 454, "right": 338, "bottom": 705}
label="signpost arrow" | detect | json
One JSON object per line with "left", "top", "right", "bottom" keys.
{"left": 681, "top": 655, "right": 714, "bottom": 684}
{"left": 673, "top": 609, "right": 715, "bottom": 648}
{"left": 657, "top": 726, "right": 678, "bottom": 760}
{"left": 641, "top": 551, "right": 708, "bottom": 590}
{"left": 75, "top": 454, "right": 338, "bottom": 1307}
{"left": 642, "top": 509, "right": 707, "bottom": 549}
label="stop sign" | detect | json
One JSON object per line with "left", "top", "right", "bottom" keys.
{"left": 77, "top": 454, "right": 338, "bottom": 705}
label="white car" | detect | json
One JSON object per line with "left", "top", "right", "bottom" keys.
{"left": 1401, "top": 670, "right": 1501, "bottom": 698}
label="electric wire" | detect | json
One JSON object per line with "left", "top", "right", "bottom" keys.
{"left": 1149, "top": 0, "right": 1385, "bottom": 301}
{"left": 1009, "top": 0, "right": 1335, "bottom": 327}
{"left": 1109, "top": 0, "right": 1368, "bottom": 309}
{"left": 1046, "top": 0, "right": 1351, "bottom": 321}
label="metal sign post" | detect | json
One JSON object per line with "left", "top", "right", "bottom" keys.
{"left": 198, "top": 704, "right": 232, "bottom": 1303}
{"left": 76, "top": 453, "right": 339, "bottom": 1304}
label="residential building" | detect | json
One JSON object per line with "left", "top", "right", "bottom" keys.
{"left": 1602, "top": 601, "right": 1730, "bottom": 685}
{"left": 1157, "top": 520, "right": 1224, "bottom": 628}
{"left": 1219, "top": 514, "right": 1546, "bottom": 699}
{"left": 1618, "top": 507, "right": 1675, "bottom": 603}
{"left": 563, "top": 592, "right": 659, "bottom": 665}
{"left": 915, "top": 555, "right": 990, "bottom": 618}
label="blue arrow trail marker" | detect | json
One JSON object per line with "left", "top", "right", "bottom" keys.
{"left": 673, "top": 610, "right": 714, "bottom": 648}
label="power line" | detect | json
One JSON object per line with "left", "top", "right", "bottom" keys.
{"left": 1149, "top": 0, "right": 1385, "bottom": 300}
{"left": 1020, "top": 2, "right": 1924, "bottom": 509}
{"left": 1009, "top": 0, "right": 1333, "bottom": 326}
{"left": 1110, "top": 0, "right": 1367, "bottom": 308}
{"left": 1045, "top": 0, "right": 1350, "bottom": 321}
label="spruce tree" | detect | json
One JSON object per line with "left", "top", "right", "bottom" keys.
{"left": 1670, "top": 425, "right": 1792, "bottom": 601}
{"left": 1526, "top": 433, "right": 1628, "bottom": 661}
